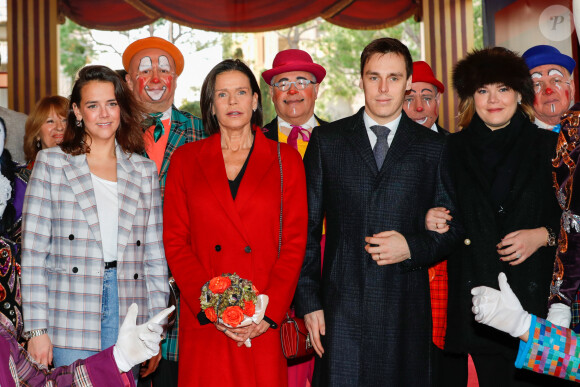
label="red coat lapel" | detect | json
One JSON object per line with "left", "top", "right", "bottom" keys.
{"left": 198, "top": 133, "right": 250, "bottom": 243}
{"left": 234, "top": 129, "right": 276, "bottom": 214}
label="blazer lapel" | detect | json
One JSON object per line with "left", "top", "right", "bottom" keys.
{"left": 116, "top": 146, "right": 140, "bottom": 260}
{"left": 235, "top": 130, "right": 275, "bottom": 214}
{"left": 198, "top": 134, "right": 250, "bottom": 243}
{"left": 62, "top": 153, "right": 102, "bottom": 246}
{"left": 380, "top": 113, "right": 418, "bottom": 178}
{"left": 262, "top": 117, "right": 278, "bottom": 141}
{"left": 345, "top": 109, "right": 378, "bottom": 175}
{"left": 160, "top": 107, "right": 187, "bottom": 179}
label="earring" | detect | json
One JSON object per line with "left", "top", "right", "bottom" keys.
{"left": 36, "top": 138, "right": 41, "bottom": 149}
{"left": 76, "top": 119, "right": 82, "bottom": 127}
{"left": 253, "top": 108, "right": 256, "bottom": 112}
{"left": 517, "top": 100, "right": 521, "bottom": 105}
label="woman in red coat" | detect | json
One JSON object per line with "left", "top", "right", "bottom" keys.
{"left": 163, "top": 59, "right": 308, "bottom": 386}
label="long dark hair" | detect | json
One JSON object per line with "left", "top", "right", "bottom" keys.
{"left": 60, "top": 65, "right": 145, "bottom": 155}
{"left": 200, "top": 59, "right": 263, "bottom": 135}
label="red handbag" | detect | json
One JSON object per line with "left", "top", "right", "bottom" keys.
{"left": 280, "top": 314, "right": 314, "bottom": 360}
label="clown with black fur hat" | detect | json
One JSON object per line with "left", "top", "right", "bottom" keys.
{"left": 433, "top": 47, "right": 562, "bottom": 386}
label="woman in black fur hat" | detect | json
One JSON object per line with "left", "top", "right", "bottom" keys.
{"left": 427, "top": 47, "right": 564, "bottom": 386}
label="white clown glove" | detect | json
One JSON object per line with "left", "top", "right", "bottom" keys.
{"left": 113, "top": 304, "right": 175, "bottom": 372}
{"left": 547, "top": 303, "right": 572, "bottom": 328}
{"left": 471, "top": 273, "right": 531, "bottom": 338}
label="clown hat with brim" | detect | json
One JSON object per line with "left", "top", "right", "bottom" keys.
{"left": 122, "top": 37, "right": 184, "bottom": 76}
{"left": 262, "top": 49, "right": 326, "bottom": 85}
{"left": 522, "top": 45, "right": 576, "bottom": 74}
{"left": 412, "top": 61, "right": 444, "bottom": 93}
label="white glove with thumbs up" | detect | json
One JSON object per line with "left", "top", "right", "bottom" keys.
{"left": 113, "top": 303, "right": 175, "bottom": 372}
{"left": 471, "top": 272, "right": 531, "bottom": 338}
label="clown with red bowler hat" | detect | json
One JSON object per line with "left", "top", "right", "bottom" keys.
{"left": 262, "top": 49, "right": 327, "bottom": 387}
{"left": 404, "top": 61, "right": 446, "bottom": 134}
{"left": 262, "top": 49, "right": 327, "bottom": 156}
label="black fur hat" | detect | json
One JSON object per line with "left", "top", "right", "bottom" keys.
{"left": 453, "top": 47, "right": 534, "bottom": 106}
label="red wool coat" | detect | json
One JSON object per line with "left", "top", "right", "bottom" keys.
{"left": 163, "top": 129, "right": 307, "bottom": 386}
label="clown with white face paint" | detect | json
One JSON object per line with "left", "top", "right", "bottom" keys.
{"left": 136, "top": 54, "right": 173, "bottom": 102}
{"left": 522, "top": 45, "right": 576, "bottom": 132}
{"left": 403, "top": 61, "right": 447, "bottom": 135}
{"left": 261, "top": 49, "right": 327, "bottom": 157}
{"left": 122, "top": 36, "right": 206, "bottom": 385}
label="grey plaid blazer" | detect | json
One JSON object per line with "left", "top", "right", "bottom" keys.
{"left": 21, "top": 145, "right": 169, "bottom": 351}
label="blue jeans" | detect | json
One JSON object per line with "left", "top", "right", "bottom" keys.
{"left": 53, "top": 267, "right": 119, "bottom": 367}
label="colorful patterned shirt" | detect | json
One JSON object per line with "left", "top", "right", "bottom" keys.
{"left": 0, "top": 314, "right": 134, "bottom": 386}
{"left": 515, "top": 315, "right": 580, "bottom": 382}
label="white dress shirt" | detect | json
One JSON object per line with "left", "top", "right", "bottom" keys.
{"left": 363, "top": 110, "right": 402, "bottom": 149}
{"left": 277, "top": 115, "right": 318, "bottom": 133}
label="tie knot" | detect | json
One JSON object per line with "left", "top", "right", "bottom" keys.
{"left": 370, "top": 125, "right": 390, "bottom": 138}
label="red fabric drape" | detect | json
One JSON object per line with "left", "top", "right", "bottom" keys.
{"left": 59, "top": 0, "right": 157, "bottom": 30}
{"left": 326, "top": 0, "right": 419, "bottom": 30}
{"left": 59, "top": 0, "right": 419, "bottom": 32}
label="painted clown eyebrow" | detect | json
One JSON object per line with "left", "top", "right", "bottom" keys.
{"left": 158, "top": 55, "right": 171, "bottom": 70}
{"left": 548, "top": 69, "right": 564, "bottom": 77}
{"left": 138, "top": 56, "right": 153, "bottom": 71}
{"left": 277, "top": 76, "right": 309, "bottom": 82}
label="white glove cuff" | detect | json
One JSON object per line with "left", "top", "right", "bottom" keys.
{"left": 513, "top": 313, "right": 532, "bottom": 338}
{"left": 113, "top": 344, "right": 133, "bottom": 373}
{"left": 547, "top": 303, "right": 572, "bottom": 328}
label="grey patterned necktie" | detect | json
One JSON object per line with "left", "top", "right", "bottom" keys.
{"left": 370, "top": 125, "right": 390, "bottom": 169}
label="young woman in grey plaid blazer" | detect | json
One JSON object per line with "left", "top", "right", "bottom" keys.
{"left": 21, "top": 65, "right": 169, "bottom": 368}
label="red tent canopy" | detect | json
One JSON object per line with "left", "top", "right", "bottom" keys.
{"left": 59, "top": 0, "right": 420, "bottom": 32}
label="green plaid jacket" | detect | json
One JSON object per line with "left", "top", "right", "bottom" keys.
{"left": 144, "top": 105, "right": 206, "bottom": 361}
{"left": 151, "top": 106, "right": 207, "bottom": 202}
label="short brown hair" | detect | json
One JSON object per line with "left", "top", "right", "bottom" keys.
{"left": 200, "top": 59, "right": 262, "bottom": 136}
{"left": 24, "top": 95, "right": 69, "bottom": 163}
{"left": 360, "top": 38, "right": 413, "bottom": 79}
{"left": 60, "top": 65, "right": 145, "bottom": 156}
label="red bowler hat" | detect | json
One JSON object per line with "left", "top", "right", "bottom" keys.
{"left": 262, "top": 49, "right": 326, "bottom": 85}
{"left": 412, "top": 61, "right": 444, "bottom": 93}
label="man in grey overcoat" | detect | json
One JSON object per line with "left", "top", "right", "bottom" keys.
{"left": 294, "top": 38, "right": 463, "bottom": 386}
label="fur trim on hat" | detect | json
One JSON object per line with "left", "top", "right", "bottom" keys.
{"left": 453, "top": 47, "right": 534, "bottom": 106}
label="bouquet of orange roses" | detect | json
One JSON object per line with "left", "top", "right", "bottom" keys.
{"left": 200, "top": 273, "right": 269, "bottom": 347}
